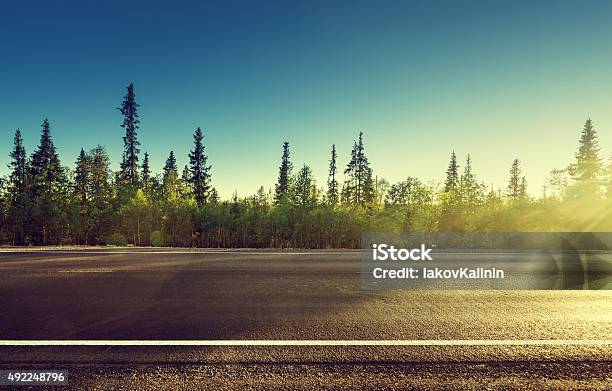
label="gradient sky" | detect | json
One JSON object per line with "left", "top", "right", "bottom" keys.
{"left": 1, "top": 0, "right": 611, "bottom": 198}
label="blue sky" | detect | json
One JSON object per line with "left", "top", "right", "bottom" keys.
{"left": 1, "top": 0, "right": 611, "bottom": 198}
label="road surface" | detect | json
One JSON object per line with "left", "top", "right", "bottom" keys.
{"left": 0, "top": 248, "right": 610, "bottom": 389}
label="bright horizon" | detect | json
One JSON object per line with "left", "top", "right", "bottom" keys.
{"left": 1, "top": 1, "right": 612, "bottom": 199}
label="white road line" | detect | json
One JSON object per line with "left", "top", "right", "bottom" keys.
{"left": 0, "top": 251, "right": 340, "bottom": 255}
{"left": 0, "top": 340, "right": 610, "bottom": 346}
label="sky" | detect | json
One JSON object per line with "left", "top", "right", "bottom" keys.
{"left": 1, "top": 0, "right": 612, "bottom": 198}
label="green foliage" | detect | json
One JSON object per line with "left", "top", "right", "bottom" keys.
{"left": 188, "top": 127, "right": 212, "bottom": 206}
{"left": 342, "top": 132, "right": 373, "bottom": 207}
{"left": 567, "top": 118, "right": 604, "bottom": 200}
{"left": 104, "top": 232, "right": 128, "bottom": 246}
{"left": 292, "top": 164, "right": 317, "bottom": 209}
{"left": 2, "top": 89, "right": 610, "bottom": 249}
{"left": 141, "top": 152, "right": 151, "bottom": 188}
{"left": 29, "top": 119, "right": 68, "bottom": 245}
{"left": 275, "top": 142, "right": 293, "bottom": 204}
{"left": 118, "top": 83, "right": 140, "bottom": 186}
{"left": 150, "top": 230, "right": 163, "bottom": 247}
{"left": 163, "top": 151, "right": 177, "bottom": 181}
{"left": 6, "top": 128, "right": 30, "bottom": 245}
{"left": 326, "top": 144, "right": 339, "bottom": 206}
{"left": 444, "top": 151, "right": 459, "bottom": 192}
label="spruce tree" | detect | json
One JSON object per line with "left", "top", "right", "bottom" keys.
{"left": 118, "top": 83, "right": 140, "bottom": 186}
{"left": 326, "top": 144, "right": 338, "bottom": 205}
{"left": 275, "top": 142, "right": 292, "bottom": 204}
{"left": 293, "top": 164, "right": 317, "bottom": 208}
{"left": 569, "top": 118, "right": 603, "bottom": 198}
{"left": 73, "top": 148, "right": 92, "bottom": 244}
{"left": 507, "top": 158, "right": 522, "bottom": 200}
{"left": 163, "top": 151, "right": 178, "bottom": 180}
{"left": 519, "top": 177, "right": 528, "bottom": 199}
{"left": 356, "top": 132, "right": 374, "bottom": 205}
{"left": 444, "top": 151, "right": 459, "bottom": 192}
{"left": 89, "top": 145, "right": 111, "bottom": 208}
{"left": 342, "top": 141, "right": 358, "bottom": 204}
{"left": 7, "top": 129, "right": 29, "bottom": 245}
{"left": 343, "top": 132, "right": 373, "bottom": 206}
{"left": 460, "top": 154, "right": 480, "bottom": 205}
{"left": 30, "top": 119, "right": 66, "bottom": 244}
{"left": 88, "top": 145, "right": 112, "bottom": 243}
{"left": 141, "top": 152, "right": 151, "bottom": 188}
{"left": 74, "top": 148, "right": 90, "bottom": 207}
{"left": 209, "top": 188, "right": 220, "bottom": 204}
{"left": 188, "top": 127, "right": 212, "bottom": 205}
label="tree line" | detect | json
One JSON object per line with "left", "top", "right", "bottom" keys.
{"left": 1, "top": 84, "right": 611, "bottom": 247}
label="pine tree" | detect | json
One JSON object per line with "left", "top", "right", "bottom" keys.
{"left": 141, "top": 152, "right": 151, "bottom": 188}
{"left": 209, "top": 188, "right": 220, "bottom": 204}
{"left": 88, "top": 145, "right": 112, "bottom": 243}
{"left": 30, "top": 119, "right": 66, "bottom": 244}
{"left": 444, "top": 151, "right": 459, "bottom": 192}
{"left": 507, "top": 158, "right": 522, "bottom": 200}
{"left": 181, "top": 165, "right": 190, "bottom": 183}
{"left": 73, "top": 148, "right": 92, "bottom": 244}
{"left": 89, "top": 145, "right": 111, "bottom": 208}
{"left": 163, "top": 151, "right": 178, "bottom": 180}
{"left": 7, "top": 129, "right": 29, "bottom": 245}
{"left": 275, "top": 142, "right": 292, "bottom": 204}
{"left": 460, "top": 154, "right": 479, "bottom": 204}
{"left": 326, "top": 144, "right": 339, "bottom": 205}
{"left": 342, "top": 132, "right": 373, "bottom": 206}
{"left": 188, "top": 127, "right": 212, "bottom": 205}
{"left": 519, "top": 176, "right": 528, "bottom": 199}
{"left": 569, "top": 118, "right": 603, "bottom": 198}
{"left": 342, "top": 141, "right": 358, "bottom": 204}
{"left": 118, "top": 83, "right": 140, "bottom": 186}
{"left": 255, "top": 186, "right": 269, "bottom": 207}
{"left": 293, "top": 164, "right": 317, "bottom": 208}
{"left": 356, "top": 132, "right": 374, "bottom": 205}
{"left": 74, "top": 148, "right": 90, "bottom": 207}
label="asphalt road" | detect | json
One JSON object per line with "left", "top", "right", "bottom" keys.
{"left": 0, "top": 248, "right": 610, "bottom": 389}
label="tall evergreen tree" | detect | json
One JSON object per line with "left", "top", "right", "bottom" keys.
{"left": 141, "top": 152, "right": 151, "bottom": 188}
{"left": 342, "top": 141, "right": 358, "bottom": 204}
{"left": 30, "top": 119, "right": 66, "bottom": 244}
{"left": 507, "top": 158, "right": 522, "bottom": 200}
{"left": 444, "top": 151, "right": 459, "bottom": 192}
{"left": 118, "top": 83, "right": 140, "bottom": 186}
{"left": 209, "top": 188, "right": 220, "bottom": 204}
{"left": 74, "top": 148, "right": 90, "bottom": 207}
{"left": 188, "top": 127, "right": 212, "bottom": 205}
{"left": 163, "top": 151, "right": 178, "bottom": 180}
{"left": 181, "top": 165, "right": 190, "bottom": 183}
{"left": 7, "top": 129, "right": 29, "bottom": 245}
{"left": 275, "top": 142, "right": 293, "bottom": 203}
{"left": 89, "top": 145, "right": 111, "bottom": 208}
{"left": 88, "top": 145, "right": 112, "bottom": 243}
{"left": 73, "top": 148, "right": 92, "bottom": 244}
{"left": 460, "top": 154, "right": 482, "bottom": 205}
{"left": 519, "top": 176, "right": 528, "bottom": 199}
{"left": 343, "top": 132, "right": 373, "bottom": 206}
{"left": 569, "top": 118, "right": 603, "bottom": 198}
{"left": 326, "top": 144, "right": 339, "bottom": 205}
{"left": 293, "top": 164, "right": 317, "bottom": 208}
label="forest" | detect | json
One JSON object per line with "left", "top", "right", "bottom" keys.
{"left": 1, "top": 84, "right": 611, "bottom": 248}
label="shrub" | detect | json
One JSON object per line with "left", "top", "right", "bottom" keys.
{"left": 150, "top": 230, "right": 163, "bottom": 247}
{"left": 103, "top": 233, "right": 127, "bottom": 246}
